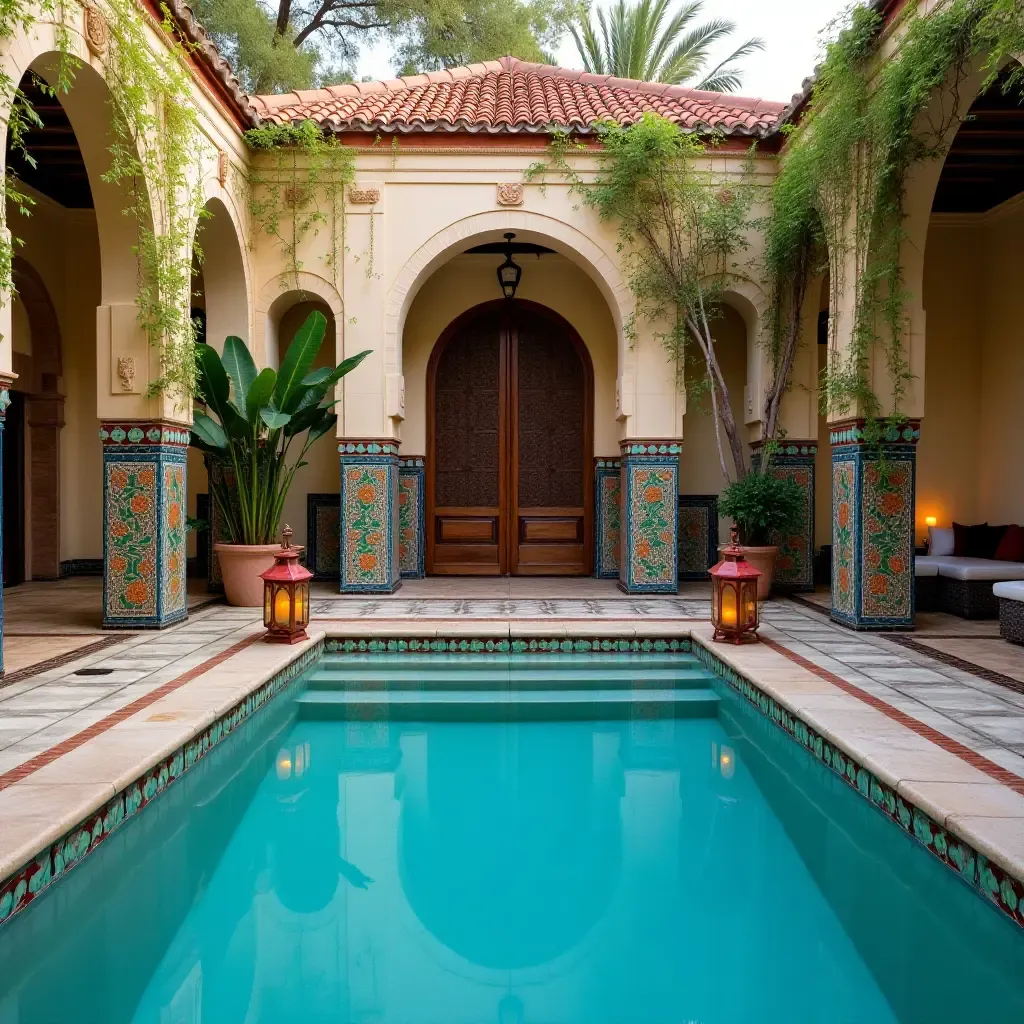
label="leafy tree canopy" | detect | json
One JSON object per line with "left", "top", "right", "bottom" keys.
{"left": 193, "top": 0, "right": 579, "bottom": 93}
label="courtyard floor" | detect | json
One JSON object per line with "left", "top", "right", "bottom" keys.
{"left": 0, "top": 575, "right": 1022, "bottom": 911}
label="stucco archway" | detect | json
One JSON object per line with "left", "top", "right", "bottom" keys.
{"left": 191, "top": 195, "right": 251, "bottom": 354}
{"left": 255, "top": 271, "right": 344, "bottom": 370}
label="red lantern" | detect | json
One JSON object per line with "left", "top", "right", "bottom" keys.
{"left": 709, "top": 526, "right": 762, "bottom": 644}
{"left": 261, "top": 525, "right": 313, "bottom": 644}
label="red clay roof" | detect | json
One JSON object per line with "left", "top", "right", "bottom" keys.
{"left": 250, "top": 56, "right": 786, "bottom": 137}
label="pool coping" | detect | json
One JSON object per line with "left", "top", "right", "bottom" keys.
{"left": 0, "top": 624, "right": 1021, "bottom": 934}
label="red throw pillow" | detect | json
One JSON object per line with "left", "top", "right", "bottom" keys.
{"left": 995, "top": 524, "right": 1024, "bottom": 562}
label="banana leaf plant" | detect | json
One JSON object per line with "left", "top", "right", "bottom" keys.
{"left": 190, "top": 310, "right": 370, "bottom": 545}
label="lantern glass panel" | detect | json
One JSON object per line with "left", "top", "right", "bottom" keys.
{"left": 263, "top": 584, "right": 272, "bottom": 628}
{"left": 712, "top": 581, "right": 720, "bottom": 623}
{"left": 296, "top": 581, "right": 309, "bottom": 627}
{"left": 720, "top": 583, "right": 738, "bottom": 629}
{"left": 743, "top": 582, "right": 758, "bottom": 627}
{"left": 274, "top": 585, "right": 292, "bottom": 629}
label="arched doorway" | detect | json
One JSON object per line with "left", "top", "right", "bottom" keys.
{"left": 427, "top": 300, "right": 593, "bottom": 576}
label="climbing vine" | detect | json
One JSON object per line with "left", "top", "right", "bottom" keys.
{"left": 764, "top": 0, "right": 1024, "bottom": 438}
{"left": 0, "top": 0, "right": 211, "bottom": 401}
{"left": 244, "top": 119, "right": 353, "bottom": 287}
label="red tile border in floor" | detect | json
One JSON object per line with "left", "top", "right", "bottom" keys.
{"left": 760, "top": 635, "right": 1024, "bottom": 795}
{"left": 0, "top": 632, "right": 263, "bottom": 793}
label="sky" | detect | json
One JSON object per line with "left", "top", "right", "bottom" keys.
{"left": 355, "top": 0, "right": 854, "bottom": 104}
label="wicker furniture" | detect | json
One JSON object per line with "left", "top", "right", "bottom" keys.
{"left": 915, "top": 556, "right": 1024, "bottom": 619}
{"left": 995, "top": 581, "right": 1024, "bottom": 643}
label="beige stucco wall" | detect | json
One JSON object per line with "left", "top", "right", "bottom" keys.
{"left": 401, "top": 253, "right": 618, "bottom": 457}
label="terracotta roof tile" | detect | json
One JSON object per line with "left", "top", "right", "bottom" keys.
{"left": 250, "top": 56, "right": 786, "bottom": 137}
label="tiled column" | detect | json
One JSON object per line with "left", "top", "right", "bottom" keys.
{"left": 594, "top": 458, "right": 621, "bottom": 578}
{"left": 831, "top": 419, "right": 920, "bottom": 630}
{"left": 339, "top": 440, "right": 400, "bottom": 593}
{"left": 203, "top": 451, "right": 235, "bottom": 593}
{"left": 752, "top": 439, "right": 817, "bottom": 593}
{"left": 398, "top": 456, "right": 426, "bottom": 579}
{"left": 618, "top": 441, "right": 681, "bottom": 594}
{"left": 0, "top": 375, "right": 13, "bottom": 675}
{"left": 101, "top": 421, "right": 189, "bottom": 629}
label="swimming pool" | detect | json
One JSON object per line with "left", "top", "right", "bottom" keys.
{"left": 1, "top": 649, "right": 1022, "bottom": 1022}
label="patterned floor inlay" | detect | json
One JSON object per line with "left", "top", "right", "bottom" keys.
{"left": 311, "top": 598, "right": 711, "bottom": 619}
{"left": 0, "top": 636, "right": 128, "bottom": 689}
{"left": 887, "top": 635, "right": 1024, "bottom": 695}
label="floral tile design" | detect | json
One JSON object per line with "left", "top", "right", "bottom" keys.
{"left": 594, "top": 460, "right": 621, "bottom": 578}
{"left": 398, "top": 459, "right": 425, "bottom": 579}
{"left": 621, "top": 452, "right": 678, "bottom": 593}
{"left": 832, "top": 459, "right": 856, "bottom": 619}
{"left": 677, "top": 496, "right": 718, "bottom": 580}
{"left": 861, "top": 459, "right": 914, "bottom": 619}
{"left": 0, "top": 642, "right": 322, "bottom": 930}
{"left": 105, "top": 461, "right": 158, "bottom": 618}
{"left": 771, "top": 465, "right": 814, "bottom": 590}
{"left": 325, "top": 636, "right": 692, "bottom": 654}
{"left": 340, "top": 454, "right": 399, "bottom": 593}
{"left": 162, "top": 464, "right": 187, "bottom": 617}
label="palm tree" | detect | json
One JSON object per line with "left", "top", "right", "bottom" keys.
{"left": 570, "top": 0, "right": 764, "bottom": 93}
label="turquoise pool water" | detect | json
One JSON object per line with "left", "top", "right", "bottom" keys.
{"left": 1, "top": 652, "right": 1022, "bottom": 1023}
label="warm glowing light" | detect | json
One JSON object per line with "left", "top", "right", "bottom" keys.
{"left": 274, "top": 586, "right": 291, "bottom": 627}
{"left": 743, "top": 589, "right": 757, "bottom": 624}
{"left": 925, "top": 516, "right": 937, "bottom": 527}
{"left": 720, "top": 745, "right": 735, "bottom": 779}
{"left": 276, "top": 750, "right": 292, "bottom": 780}
{"left": 295, "top": 584, "right": 305, "bottom": 624}
{"left": 721, "top": 584, "right": 737, "bottom": 627}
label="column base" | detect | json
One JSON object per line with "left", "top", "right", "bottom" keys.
{"left": 102, "top": 422, "right": 190, "bottom": 630}
{"left": 753, "top": 439, "right": 817, "bottom": 593}
{"left": 618, "top": 441, "right": 681, "bottom": 595}
{"left": 830, "top": 419, "right": 920, "bottom": 631}
{"left": 339, "top": 441, "right": 402, "bottom": 594}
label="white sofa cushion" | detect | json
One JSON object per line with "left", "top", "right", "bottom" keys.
{"left": 928, "top": 526, "right": 955, "bottom": 556}
{"left": 914, "top": 556, "right": 940, "bottom": 578}
{"left": 993, "top": 581, "right": 1024, "bottom": 601}
{"left": 929, "top": 557, "right": 1024, "bottom": 581}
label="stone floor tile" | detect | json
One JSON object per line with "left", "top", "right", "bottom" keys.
{"left": 956, "top": 714, "right": 1024, "bottom": 746}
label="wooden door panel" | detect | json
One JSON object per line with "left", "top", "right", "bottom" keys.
{"left": 512, "top": 310, "right": 591, "bottom": 575}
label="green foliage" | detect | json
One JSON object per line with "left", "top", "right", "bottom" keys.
{"left": 191, "top": 0, "right": 316, "bottom": 93}
{"left": 764, "top": 0, "right": 1024, "bottom": 439}
{"left": 528, "top": 113, "right": 757, "bottom": 481}
{"left": 1, "top": 0, "right": 209, "bottom": 402}
{"left": 192, "top": 310, "right": 371, "bottom": 544}
{"left": 718, "top": 468, "right": 803, "bottom": 547}
{"left": 570, "top": 0, "right": 763, "bottom": 91}
{"left": 245, "top": 120, "right": 355, "bottom": 287}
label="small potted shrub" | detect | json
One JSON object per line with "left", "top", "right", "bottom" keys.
{"left": 191, "top": 311, "right": 370, "bottom": 606}
{"left": 718, "top": 469, "right": 803, "bottom": 599}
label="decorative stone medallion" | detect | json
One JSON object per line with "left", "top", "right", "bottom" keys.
{"left": 496, "top": 182, "right": 524, "bottom": 206}
{"left": 348, "top": 187, "right": 380, "bottom": 205}
{"left": 830, "top": 419, "right": 919, "bottom": 630}
{"left": 217, "top": 150, "right": 229, "bottom": 187}
{"left": 84, "top": 4, "right": 109, "bottom": 56}
{"left": 102, "top": 422, "right": 189, "bottom": 629}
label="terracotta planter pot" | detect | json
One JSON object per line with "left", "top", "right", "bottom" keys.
{"left": 214, "top": 543, "right": 280, "bottom": 607}
{"left": 718, "top": 544, "right": 778, "bottom": 600}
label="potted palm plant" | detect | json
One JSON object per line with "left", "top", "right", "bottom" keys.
{"left": 191, "top": 310, "right": 370, "bottom": 606}
{"left": 718, "top": 468, "right": 804, "bottom": 599}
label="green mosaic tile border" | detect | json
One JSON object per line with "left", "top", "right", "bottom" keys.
{"left": 324, "top": 636, "right": 693, "bottom": 654}
{"left": 0, "top": 641, "right": 323, "bottom": 931}
{"left": 690, "top": 637, "right": 1024, "bottom": 931}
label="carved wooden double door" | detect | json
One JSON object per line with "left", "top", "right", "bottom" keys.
{"left": 427, "top": 301, "right": 593, "bottom": 575}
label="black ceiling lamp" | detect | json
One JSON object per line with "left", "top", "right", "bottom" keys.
{"left": 497, "top": 232, "right": 522, "bottom": 300}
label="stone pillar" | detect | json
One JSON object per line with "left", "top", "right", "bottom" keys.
{"left": 618, "top": 441, "right": 681, "bottom": 594}
{"left": 830, "top": 419, "right": 920, "bottom": 630}
{"left": 339, "top": 440, "right": 400, "bottom": 594}
{"left": 594, "top": 457, "right": 622, "bottom": 579}
{"left": 101, "top": 421, "right": 189, "bottom": 629}
{"left": 752, "top": 439, "right": 817, "bottom": 593}
{"left": 26, "top": 388, "right": 64, "bottom": 580}
{"left": 397, "top": 456, "right": 426, "bottom": 580}
{"left": 0, "top": 375, "right": 13, "bottom": 675}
